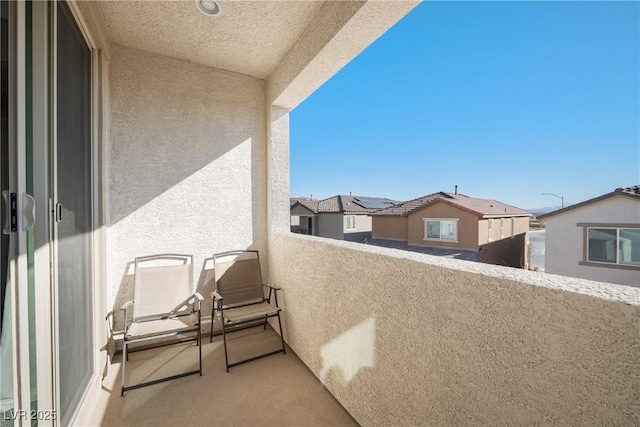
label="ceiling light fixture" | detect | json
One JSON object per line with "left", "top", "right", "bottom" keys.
{"left": 195, "top": 0, "right": 222, "bottom": 16}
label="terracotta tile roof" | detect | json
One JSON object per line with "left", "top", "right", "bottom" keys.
{"left": 443, "top": 195, "right": 532, "bottom": 218}
{"left": 317, "top": 195, "right": 397, "bottom": 214}
{"left": 371, "top": 192, "right": 453, "bottom": 216}
{"left": 290, "top": 197, "right": 319, "bottom": 213}
{"left": 373, "top": 192, "right": 531, "bottom": 218}
{"left": 622, "top": 185, "right": 640, "bottom": 196}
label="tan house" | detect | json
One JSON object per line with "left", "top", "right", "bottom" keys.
{"left": 291, "top": 195, "right": 396, "bottom": 242}
{"left": 371, "top": 192, "right": 532, "bottom": 266}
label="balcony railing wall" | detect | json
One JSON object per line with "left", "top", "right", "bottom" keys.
{"left": 268, "top": 232, "right": 640, "bottom": 426}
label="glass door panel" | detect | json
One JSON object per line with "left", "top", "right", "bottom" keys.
{"left": 55, "top": 2, "right": 92, "bottom": 424}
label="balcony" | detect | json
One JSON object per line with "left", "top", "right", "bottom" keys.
{"left": 75, "top": 232, "right": 640, "bottom": 426}
{"left": 10, "top": 1, "right": 638, "bottom": 425}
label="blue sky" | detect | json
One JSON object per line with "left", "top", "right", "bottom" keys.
{"left": 290, "top": 1, "right": 640, "bottom": 210}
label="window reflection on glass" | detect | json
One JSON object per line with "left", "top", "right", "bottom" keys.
{"left": 426, "top": 219, "right": 457, "bottom": 241}
{"left": 588, "top": 228, "right": 617, "bottom": 263}
{"left": 620, "top": 229, "right": 640, "bottom": 266}
{"left": 587, "top": 227, "right": 640, "bottom": 266}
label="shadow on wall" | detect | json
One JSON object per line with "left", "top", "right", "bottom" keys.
{"left": 108, "top": 44, "right": 267, "bottom": 227}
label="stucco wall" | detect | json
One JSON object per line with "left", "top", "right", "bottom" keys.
{"left": 317, "top": 213, "right": 345, "bottom": 240}
{"left": 408, "top": 203, "right": 479, "bottom": 250}
{"left": 269, "top": 232, "right": 640, "bottom": 426}
{"left": 107, "top": 44, "right": 267, "bottom": 324}
{"left": 371, "top": 215, "right": 408, "bottom": 240}
{"left": 544, "top": 195, "right": 640, "bottom": 287}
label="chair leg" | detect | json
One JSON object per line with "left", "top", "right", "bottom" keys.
{"left": 214, "top": 301, "right": 216, "bottom": 344}
{"left": 198, "top": 324, "right": 203, "bottom": 376}
{"left": 263, "top": 315, "right": 268, "bottom": 330}
{"left": 121, "top": 341, "right": 127, "bottom": 396}
{"left": 222, "top": 322, "right": 230, "bottom": 372}
{"left": 277, "top": 312, "right": 286, "bottom": 355}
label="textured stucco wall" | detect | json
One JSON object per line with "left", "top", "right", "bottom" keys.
{"left": 108, "top": 44, "right": 267, "bottom": 323}
{"left": 371, "top": 216, "right": 408, "bottom": 240}
{"left": 408, "top": 203, "right": 479, "bottom": 250}
{"left": 269, "top": 232, "right": 640, "bottom": 426}
{"left": 544, "top": 196, "right": 640, "bottom": 287}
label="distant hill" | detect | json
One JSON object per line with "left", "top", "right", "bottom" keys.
{"left": 526, "top": 206, "right": 563, "bottom": 217}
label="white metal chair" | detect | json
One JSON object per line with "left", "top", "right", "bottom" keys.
{"left": 121, "top": 254, "right": 203, "bottom": 395}
{"left": 210, "top": 250, "right": 285, "bottom": 371}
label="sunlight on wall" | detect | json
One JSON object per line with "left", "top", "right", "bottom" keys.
{"left": 319, "top": 318, "right": 375, "bottom": 383}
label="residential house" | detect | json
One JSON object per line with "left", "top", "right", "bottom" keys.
{"left": 538, "top": 185, "right": 640, "bottom": 287}
{"left": 1, "top": 1, "right": 637, "bottom": 426}
{"left": 290, "top": 197, "right": 319, "bottom": 235}
{"left": 291, "top": 195, "right": 396, "bottom": 242}
{"left": 370, "top": 191, "right": 532, "bottom": 267}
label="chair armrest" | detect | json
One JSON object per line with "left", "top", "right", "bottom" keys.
{"left": 193, "top": 293, "right": 204, "bottom": 310}
{"left": 263, "top": 284, "right": 281, "bottom": 291}
{"left": 120, "top": 300, "right": 134, "bottom": 334}
{"left": 211, "top": 291, "right": 223, "bottom": 301}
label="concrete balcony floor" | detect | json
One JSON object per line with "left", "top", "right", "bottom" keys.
{"left": 94, "top": 327, "right": 357, "bottom": 426}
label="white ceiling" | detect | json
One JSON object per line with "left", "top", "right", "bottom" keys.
{"left": 97, "top": 0, "right": 325, "bottom": 79}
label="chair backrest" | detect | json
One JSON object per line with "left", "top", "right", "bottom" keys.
{"left": 214, "top": 250, "right": 264, "bottom": 306}
{"left": 133, "top": 254, "right": 194, "bottom": 319}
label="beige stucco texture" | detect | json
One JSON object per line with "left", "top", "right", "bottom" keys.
{"left": 108, "top": 44, "right": 267, "bottom": 322}
{"left": 372, "top": 215, "right": 408, "bottom": 240}
{"left": 269, "top": 232, "right": 640, "bottom": 426}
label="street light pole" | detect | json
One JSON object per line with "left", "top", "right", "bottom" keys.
{"left": 542, "top": 192, "right": 564, "bottom": 209}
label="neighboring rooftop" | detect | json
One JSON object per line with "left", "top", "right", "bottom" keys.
{"left": 538, "top": 184, "right": 640, "bottom": 220}
{"left": 290, "top": 197, "right": 319, "bottom": 213}
{"left": 291, "top": 195, "right": 398, "bottom": 214}
{"left": 372, "top": 192, "right": 531, "bottom": 218}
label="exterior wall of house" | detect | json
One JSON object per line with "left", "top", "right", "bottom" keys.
{"left": 479, "top": 216, "right": 530, "bottom": 245}
{"left": 343, "top": 213, "right": 372, "bottom": 242}
{"left": 408, "top": 203, "right": 479, "bottom": 250}
{"left": 317, "top": 213, "right": 345, "bottom": 240}
{"left": 269, "top": 232, "right": 640, "bottom": 427}
{"left": 108, "top": 44, "right": 267, "bottom": 324}
{"left": 544, "top": 195, "right": 640, "bottom": 287}
{"left": 371, "top": 216, "right": 408, "bottom": 240}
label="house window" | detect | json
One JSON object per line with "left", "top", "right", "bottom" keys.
{"left": 424, "top": 219, "right": 458, "bottom": 241}
{"left": 587, "top": 227, "right": 640, "bottom": 266}
{"left": 346, "top": 215, "right": 356, "bottom": 230}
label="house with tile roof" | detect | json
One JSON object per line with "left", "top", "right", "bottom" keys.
{"left": 291, "top": 195, "right": 397, "bottom": 242}
{"left": 538, "top": 185, "right": 640, "bottom": 287}
{"left": 369, "top": 191, "right": 532, "bottom": 267}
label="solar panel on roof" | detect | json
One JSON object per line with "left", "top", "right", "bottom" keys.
{"left": 354, "top": 198, "right": 396, "bottom": 209}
